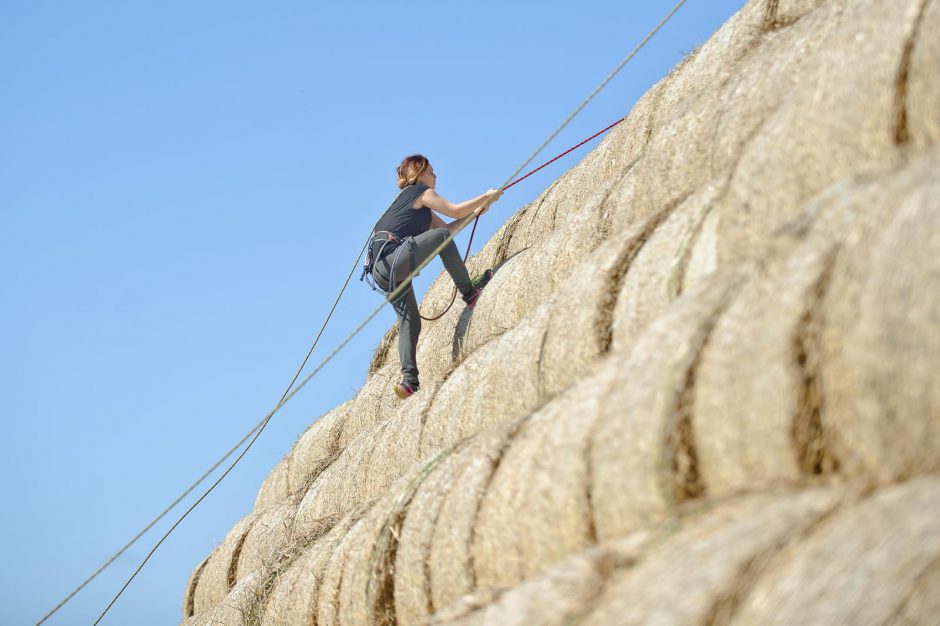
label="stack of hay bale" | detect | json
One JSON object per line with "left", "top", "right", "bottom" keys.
{"left": 183, "top": 0, "right": 940, "bottom": 623}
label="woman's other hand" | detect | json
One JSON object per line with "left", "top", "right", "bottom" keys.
{"left": 475, "top": 188, "right": 503, "bottom": 216}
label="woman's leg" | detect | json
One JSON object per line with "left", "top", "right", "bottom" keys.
{"left": 392, "top": 285, "right": 421, "bottom": 387}
{"left": 374, "top": 262, "right": 422, "bottom": 387}
{"left": 396, "top": 228, "right": 473, "bottom": 297}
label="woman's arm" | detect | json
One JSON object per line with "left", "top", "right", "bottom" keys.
{"left": 429, "top": 211, "right": 476, "bottom": 235}
{"left": 418, "top": 187, "right": 502, "bottom": 219}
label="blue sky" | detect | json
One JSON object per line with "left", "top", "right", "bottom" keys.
{"left": 1, "top": 1, "right": 743, "bottom": 623}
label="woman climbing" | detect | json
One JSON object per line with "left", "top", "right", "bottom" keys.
{"left": 367, "top": 154, "right": 502, "bottom": 399}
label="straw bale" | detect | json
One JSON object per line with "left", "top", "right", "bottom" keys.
{"left": 717, "top": 0, "right": 921, "bottom": 266}
{"left": 183, "top": 555, "right": 210, "bottom": 620}
{"left": 338, "top": 361, "right": 400, "bottom": 449}
{"left": 538, "top": 198, "right": 683, "bottom": 396}
{"left": 294, "top": 436, "right": 368, "bottom": 532}
{"left": 234, "top": 498, "right": 299, "bottom": 582}
{"left": 429, "top": 532, "right": 653, "bottom": 626}
{"left": 770, "top": 0, "right": 830, "bottom": 26}
{"left": 731, "top": 476, "right": 940, "bottom": 625}
{"left": 611, "top": 181, "right": 724, "bottom": 351}
{"left": 429, "top": 421, "right": 525, "bottom": 612}
{"left": 907, "top": 0, "right": 940, "bottom": 147}
{"left": 581, "top": 486, "right": 843, "bottom": 626}
{"left": 293, "top": 382, "right": 434, "bottom": 533}
{"left": 185, "top": 570, "right": 262, "bottom": 626}
{"left": 888, "top": 556, "right": 940, "bottom": 626}
{"left": 286, "top": 399, "right": 351, "bottom": 495}
{"left": 369, "top": 322, "right": 400, "bottom": 376}
{"left": 682, "top": 206, "right": 719, "bottom": 290}
{"left": 260, "top": 513, "right": 357, "bottom": 626}
{"left": 192, "top": 513, "right": 257, "bottom": 615}
{"left": 360, "top": 380, "right": 438, "bottom": 503}
{"left": 472, "top": 354, "right": 627, "bottom": 589}
{"left": 336, "top": 459, "right": 439, "bottom": 626}
{"left": 652, "top": 1, "right": 765, "bottom": 126}
{"left": 591, "top": 270, "right": 744, "bottom": 541}
{"left": 820, "top": 149, "right": 940, "bottom": 483}
{"left": 692, "top": 179, "right": 868, "bottom": 497}
{"left": 420, "top": 304, "right": 550, "bottom": 458}
{"left": 253, "top": 457, "right": 289, "bottom": 512}
{"left": 613, "top": 3, "right": 772, "bottom": 232}
{"left": 315, "top": 516, "right": 365, "bottom": 626}
{"left": 394, "top": 442, "right": 476, "bottom": 626}
{"left": 708, "top": 1, "right": 841, "bottom": 179}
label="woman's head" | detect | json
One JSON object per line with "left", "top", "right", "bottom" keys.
{"left": 397, "top": 154, "right": 436, "bottom": 189}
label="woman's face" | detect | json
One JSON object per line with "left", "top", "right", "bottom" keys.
{"left": 418, "top": 164, "right": 437, "bottom": 189}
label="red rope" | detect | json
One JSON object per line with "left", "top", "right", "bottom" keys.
{"left": 419, "top": 116, "right": 625, "bottom": 321}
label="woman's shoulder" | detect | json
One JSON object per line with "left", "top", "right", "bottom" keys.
{"left": 409, "top": 183, "right": 431, "bottom": 209}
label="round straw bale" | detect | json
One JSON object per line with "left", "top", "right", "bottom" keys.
{"left": 420, "top": 303, "right": 551, "bottom": 459}
{"left": 907, "top": 0, "right": 940, "bottom": 148}
{"left": 820, "top": 150, "right": 940, "bottom": 483}
{"left": 253, "top": 456, "right": 289, "bottom": 511}
{"left": 889, "top": 556, "right": 940, "bottom": 625}
{"left": 730, "top": 475, "right": 940, "bottom": 625}
{"left": 472, "top": 354, "right": 627, "bottom": 589}
{"left": 692, "top": 180, "right": 867, "bottom": 498}
{"left": 260, "top": 512, "right": 356, "bottom": 626}
{"left": 709, "top": 1, "right": 841, "bottom": 177}
{"left": 394, "top": 441, "right": 476, "bottom": 626}
{"left": 538, "top": 199, "right": 680, "bottom": 396}
{"left": 336, "top": 458, "right": 440, "bottom": 626}
{"left": 315, "top": 515, "right": 366, "bottom": 626}
{"left": 498, "top": 180, "right": 566, "bottom": 260}
{"left": 183, "top": 554, "right": 210, "bottom": 620}
{"left": 286, "top": 399, "right": 351, "bottom": 495}
{"left": 234, "top": 498, "right": 300, "bottom": 582}
{"left": 295, "top": 431, "right": 371, "bottom": 531}
{"left": 429, "top": 420, "right": 525, "bottom": 612}
{"left": 591, "top": 270, "right": 745, "bottom": 542}
{"left": 611, "top": 181, "right": 724, "bottom": 351}
{"left": 580, "top": 486, "right": 843, "bottom": 626}
{"left": 338, "top": 361, "right": 400, "bottom": 449}
{"left": 429, "top": 532, "right": 653, "bottom": 626}
{"left": 621, "top": 1, "right": 773, "bottom": 227}
{"left": 411, "top": 231, "right": 520, "bottom": 390}
{"left": 295, "top": 383, "right": 435, "bottom": 530}
{"left": 360, "top": 380, "right": 438, "bottom": 503}
{"left": 192, "top": 513, "right": 257, "bottom": 615}
{"left": 652, "top": 1, "right": 766, "bottom": 126}
{"left": 771, "top": 0, "right": 830, "bottom": 25}
{"left": 185, "top": 570, "right": 263, "bottom": 626}
{"left": 682, "top": 206, "right": 719, "bottom": 291}
{"left": 369, "top": 321, "right": 400, "bottom": 376}
{"left": 717, "top": 0, "right": 921, "bottom": 266}
{"left": 454, "top": 181, "right": 616, "bottom": 363}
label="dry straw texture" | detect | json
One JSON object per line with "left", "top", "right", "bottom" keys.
{"left": 185, "top": 1, "right": 940, "bottom": 622}
{"left": 191, "top": 513, "right": 256, "bottom": 616}
{"left": 819, "top": 147, "right": 940, "bottom": 483}
{"left": 259, "top": 513, "right": 356, "bottom": 625}
{"left": 730, "top": 476, "right": 940, "bottom": 624}
{"left": 591, "top": 270, "right": 744, "bottom": 541}
{"left": 393, "top": 442, "right": 475, "bottom": 626}
{"left": 908, "top": 0, "right": 940, "bottom": 147}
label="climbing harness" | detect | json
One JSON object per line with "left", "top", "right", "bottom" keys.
{"left": 59, "top": 4, "right": 692, "bottom": 624}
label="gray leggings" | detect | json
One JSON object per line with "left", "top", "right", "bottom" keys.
{"left": 374, "top": 228, "right": 473, "bottom": 387}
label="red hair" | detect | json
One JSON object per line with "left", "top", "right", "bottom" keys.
{"left": 396, "top": 154, "right": 430, "bottom": 189}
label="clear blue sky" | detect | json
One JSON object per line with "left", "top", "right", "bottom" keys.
{"left": 1, "top": 2, "right": 743, "bottom": 623}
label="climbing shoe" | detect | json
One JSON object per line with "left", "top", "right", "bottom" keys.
{"left": 471, "top": 269, "right": 494, "bottom": 290}
{"left": 394, "top": 381, "right": 419, "bottom": 399}
{"left": 463, "top": 269, "right": 494, "bottom": 308}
